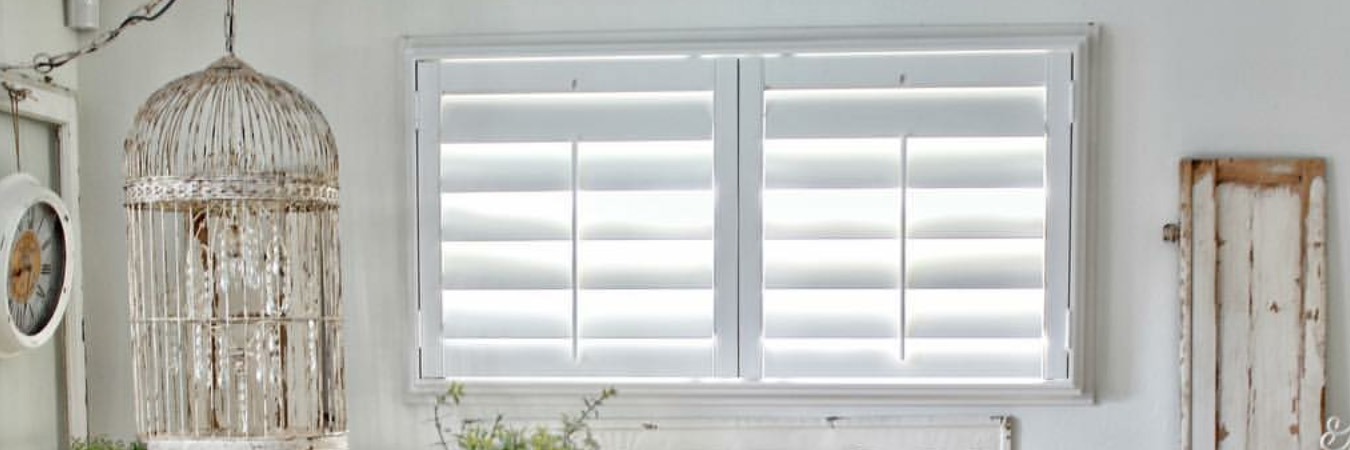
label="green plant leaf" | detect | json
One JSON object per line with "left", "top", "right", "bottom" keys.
{"left": 433, "top": 385, "right": 620, "bottom": 450}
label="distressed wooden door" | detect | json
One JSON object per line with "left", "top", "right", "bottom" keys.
{"left": 1180, "top": 159, "right": 1326, "bottom": 450}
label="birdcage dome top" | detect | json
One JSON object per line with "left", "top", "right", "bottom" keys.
{"left": 124, "top": 55, "right": 338, "bottom": 206}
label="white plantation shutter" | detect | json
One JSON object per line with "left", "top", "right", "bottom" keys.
{"left": 414, "top": 38, "right": 1081, "bottom": 386}
{"left": 754, "top": 51, "right": 1072, "bottom": 380}
{"left": 419, "top": 57, "right": 738, "bottom": 377}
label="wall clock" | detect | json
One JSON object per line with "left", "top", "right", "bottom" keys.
{"left": 0, "top": 173, "right": 74, "bottom": 357}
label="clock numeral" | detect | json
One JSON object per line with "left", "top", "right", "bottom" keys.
{"left": 36, "top": 285, "right": 47, "bottom": 299}
{"left": 41, "top": 239, "right": 51, "bottom": 251}
{"left": 40, "top": 264, "right": 52, "bottom": 275}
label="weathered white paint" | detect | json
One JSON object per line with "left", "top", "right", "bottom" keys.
{"left": 1249, "top": 184, "right": 1301, "bottom": 448}
{"left": 1302, "top": 177, "right": 1328, "bottom": 450}
{"left": 1181, "top": 159, "right": 1326, "bottom": 450}
{"left": 1183, "top": 163, "right": 1218, "bottom": 450}
{"left": 1215, "top": 183, "right": 1254, "bottom": 450}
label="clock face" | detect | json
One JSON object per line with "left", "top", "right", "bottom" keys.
{"left": 6, "top": 202, "right": 66, "bottom": 336}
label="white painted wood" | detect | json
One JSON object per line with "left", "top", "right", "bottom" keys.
{"left": 415, "top": 60, "right": 445, "bottom": 377}
{"left": 757, "top": 47, "right": 1070, "bottom": 378}
{"left": 0, "top": 74, "right": 87, "bottom": 446}
{"left": 415, "top": 379, "right": 1089, "bottom": 413}
{"left": 439, "top": 58, "right": 715, "bottom": 94}
{"left": 763, "top": 89, "right": 1045, "bottom": 139}
{"left": 1183, "top": 163, "right": 1218, "bottom": 450}
{"left": 764, "top": 52, "right": 1047, "bottom": 90}
{"left": 439, "top": 91, "right": 713, "bottom": 142}
{"left": 1300, "top": 177, "right": 1327, "bottom": 450}
{"left": 1180, "top": 159, "right": 1326, "bottom": 450}
{"left": 1215, "top": 184, "right": 1254, "bottom": 450}
{"left": 1065, "top": 31, "right": 1094, "bottom": 394}
{"left": 1248, "top": 185, "right": 1301, "bottom": 449}
{"left": 711, "top": 58, "right": 741, "bottom": 378}
{"left": 405, "top": 25, "right": 1097, "bottom": 62}
{"left": 736, "top": 57, "right": 766, "bottom": 380}
{"left": 1043, "top": 50, "right": 1074, "bottom": 380}
{"left": 427, "top": 56, "right": 725, "bottom": 378}
{"left": 405, "top": 26, "right": 1094, "bottom": 402}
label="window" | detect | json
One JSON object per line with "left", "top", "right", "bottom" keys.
{"left": 410, "top": 28, "right": 1090, "bottom": 396}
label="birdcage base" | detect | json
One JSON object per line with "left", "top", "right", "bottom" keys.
{"left": 145, "top": 435, "right": 347, "bottom": 450}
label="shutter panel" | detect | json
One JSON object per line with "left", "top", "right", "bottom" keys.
{"left": 434, "top": 58, "right": 724, "bottom": 377}
{"left": 759, "top": 52, "right": 1061, "bottom": 379}
{"left": 418, "top": 45, "right": 1080, "bottom": 383}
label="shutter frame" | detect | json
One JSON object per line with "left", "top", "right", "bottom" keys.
{"left": 408, "top": 27, "right": 1091, "bottom": 396}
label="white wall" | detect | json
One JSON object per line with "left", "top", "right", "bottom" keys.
{"left": 0, "top": 0, "right": 78, "bottom": 88}
{"left": 73, "top": 0, "right": 1350, "bottom": 449}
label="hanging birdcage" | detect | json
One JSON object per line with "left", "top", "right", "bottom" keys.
{"left": 123, "top": 51, "right": 346, "bottom": 449}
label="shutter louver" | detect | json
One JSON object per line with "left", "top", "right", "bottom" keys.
{"left": 435, "top": 58, "right": 722, "bottom": 377}
{"left": 759, "top": 52, "right": 1054, "bottom": 380}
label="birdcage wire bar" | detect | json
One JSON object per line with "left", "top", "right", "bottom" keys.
{"left": 124, "top": 55, "right": 346, "bottom": 450}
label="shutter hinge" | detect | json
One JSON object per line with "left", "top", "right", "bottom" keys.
{"left": 1069, "top": 53, "right": 1076, "bottom": 82}
{"left": 414, "top": 66, "right": 424, "bottom": 130}
{"left": 1066, "top": 83, "right": 1076, "bottom": 127}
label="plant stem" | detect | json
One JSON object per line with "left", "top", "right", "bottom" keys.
{"left": 434, "top": 397, "right": 452, "bottom": 450}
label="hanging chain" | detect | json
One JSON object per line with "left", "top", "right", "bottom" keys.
{"left": 0, "top": 0, "right": 181, "bottom": 75}
{"left": 225, "top": 0, "right": 236, "bottom": 55}
{"left": 3, "top": 82, "right": 31, "bottom": 172}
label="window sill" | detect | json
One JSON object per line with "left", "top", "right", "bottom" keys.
{"left": 408, "top": 377, "right": 1092, "bottom": 415}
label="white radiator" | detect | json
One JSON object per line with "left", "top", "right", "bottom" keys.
{"left": 590, "top": 416, "right": 1012, "bottom": 450}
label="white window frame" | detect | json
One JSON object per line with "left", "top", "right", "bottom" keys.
{"left": 403, "top": 24, "right": 1095, "bottom": 406}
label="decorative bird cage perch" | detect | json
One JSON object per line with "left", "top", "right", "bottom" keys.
{"left": 123, "top": 53, "right": 346, "bottom": 449}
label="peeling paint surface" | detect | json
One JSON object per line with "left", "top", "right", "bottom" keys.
{"left": 1181, "top": 159, "right": 1326, "bottom": 450}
